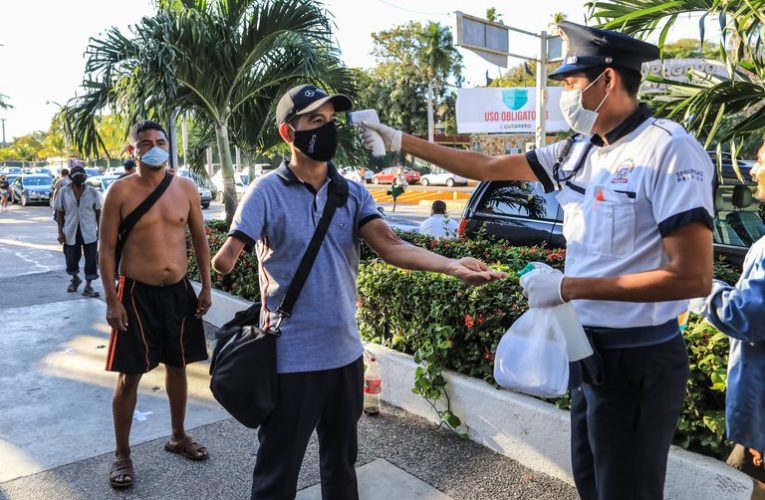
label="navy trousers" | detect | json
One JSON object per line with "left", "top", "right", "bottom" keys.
{"left": 571, "top": 334, "right": 689, "bottom": 500}
{"left": 251, "top": 357, "right": 364, "bottom": 500}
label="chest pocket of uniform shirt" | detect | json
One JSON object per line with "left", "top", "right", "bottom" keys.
{"left": 582, "top": 186, "right": 636, "bottom": 258}
{"left": 556, "top": 186, "right": 585, "bottom": 245}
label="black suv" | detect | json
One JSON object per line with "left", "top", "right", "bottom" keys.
{"left": 458, "top": 156, "right": 764, "bottom": 267}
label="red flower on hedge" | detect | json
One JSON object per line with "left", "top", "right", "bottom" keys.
{"left": 483, "top": 351, "right": 494, "bottom": 362}
{"left": 464, "top": 314, "right": 474, "bottom": 329}
{"left": 476, "top": 314, "right": 485, "bottom": 325}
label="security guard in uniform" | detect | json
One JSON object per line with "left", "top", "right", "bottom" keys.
{"left": 361, "top": 21, "right": 715, "bottom": 500}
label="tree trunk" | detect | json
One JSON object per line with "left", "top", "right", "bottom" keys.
{"left": 168, "top": 109, "right": 179, "bottom": 169}
{"left": 181, "top": 114, "right": 188, "bottom": 166}
{"left": 215, "top": 121, "right": 237, "bottom": 227}
{"left": 427, "top": 80, "right": 435, "bottom": 143}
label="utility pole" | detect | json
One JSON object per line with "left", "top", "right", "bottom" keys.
{"left": 536, "top": 31, "right": 548, "bottom": 149}
{"left": 181, "top": 114, "right": 188, "bottom": 166}
{"left": 0, "top": 117, "right": 5, "bottom": 147}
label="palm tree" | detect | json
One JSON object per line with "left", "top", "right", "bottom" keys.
{"left": 586, "top": 0, "right": 765, "bottom": 160}
{"left": 0, "top": 93, "right": 11, "bottom": 111}
{"left": 418, "top": 22, "right": 461, "bottom": 143}
{"left": 65, "top": 0, "right": 354, "bottom": 224}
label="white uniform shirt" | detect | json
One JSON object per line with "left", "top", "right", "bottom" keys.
{"left": 54, "top": 184, "right": 102, "bottom": 245}
{"left": 526, "top": 105, "right": 714, "bottom": 329}
{"left": 419, "top": 214, "right": 459, "bottom": 239}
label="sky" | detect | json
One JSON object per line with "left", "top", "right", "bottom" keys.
{"left": 0, "top": 0, "right": 717, "bottom": 141}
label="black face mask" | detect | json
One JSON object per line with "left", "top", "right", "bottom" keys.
{"left": 292, "top": 121, "right": 339, "bottom": 162}
{"left": 71, "top": 176, "right": 87, "bottom": 186}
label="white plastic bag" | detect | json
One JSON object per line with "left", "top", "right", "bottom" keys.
{"left": 493, "top": 307, "right": 571, "bottom": 398}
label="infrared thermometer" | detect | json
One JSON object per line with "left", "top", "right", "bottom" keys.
{"left": 348, "top": 109, "right": 386, "bottom": 157}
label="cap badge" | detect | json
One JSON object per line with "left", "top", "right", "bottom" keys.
{"left": 304, "top": 90, "right": 315, "bottom": 97}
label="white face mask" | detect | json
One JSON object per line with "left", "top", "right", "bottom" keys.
{"left": 559, "top": 71, "right": 610, "bottom": 136}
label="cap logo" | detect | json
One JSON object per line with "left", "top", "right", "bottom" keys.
{"left": 304, "top": 90, "right": 315, "bottom": 97}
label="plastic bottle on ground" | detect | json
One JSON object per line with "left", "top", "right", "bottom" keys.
{"left": 363, "top": 356, "right": 381, "bottom": 416}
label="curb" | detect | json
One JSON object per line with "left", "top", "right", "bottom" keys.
{"left": 197, "top": 283, "right": 753, "bottom": 500}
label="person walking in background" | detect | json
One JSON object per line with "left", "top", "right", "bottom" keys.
{"left": 387, "top": 167, "right": 406, "bottom": 212}
{"left": 698, "top": 138, "right": 765, "bottom": 500}
{"left": 419, "top": 200, "right": 459, "bottom": 239}
{"left": 0, "top": 174, "right": 12, "bottom": 210}
{"left": 54, "top": 166, "right": 101, "bottom": 297}
{"left": 50, "top": 167, "right": 70, "bottom": 216}
{"left": 118, "top": 159, "right": 136, "bottom": 179}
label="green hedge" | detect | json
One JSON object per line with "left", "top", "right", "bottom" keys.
{"left": 190, "top": 223, "right": 737, "bottom": 460}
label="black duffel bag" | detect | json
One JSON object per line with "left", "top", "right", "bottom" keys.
{"left": 209, "top": 303, "right": 277, "bottom": 428}
{"left": 209, "top": 174, "right": 348, "bottom": 428}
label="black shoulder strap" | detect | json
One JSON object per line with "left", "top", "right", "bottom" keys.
{"left": 269, "top": 175, "right": 349, "bottom": 333}
{"left": 115, "top": 172, "right": 173, "bottom": 266}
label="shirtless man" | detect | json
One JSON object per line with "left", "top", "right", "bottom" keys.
{"left": 99, "top": 120, "right": 212, "bottom": 489}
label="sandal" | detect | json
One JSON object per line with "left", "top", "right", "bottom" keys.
{"left": 164, "top": 435, "right": 208, "bottom": 461}
{"left": 109, "top": 457, "right": 134, "bottom": 489}
{"left": 82, "top": 286, "right": 100, "bottom": 298}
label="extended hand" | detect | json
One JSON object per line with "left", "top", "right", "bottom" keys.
{"left": 519, "top": 264, "right": 566, "bottom": 308}
{"left": 361, "top": 121, "right": 403, "bottom": 152}
{"left": 195, "top": 287, "right": 212, "bottom": 318}
{"left": 57, "top": 231, "right": 65, "bottom": 244}
{"left": 447, "top": 257, "right": 506, "bottom": 286}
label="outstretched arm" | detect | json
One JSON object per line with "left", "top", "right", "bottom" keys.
{"left": 362, "top": 121, "right": 538, "bottom": 182}
{"left": 360, "top": 219, "right": 505, "bottom": 286}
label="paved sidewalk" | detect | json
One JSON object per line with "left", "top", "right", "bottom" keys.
{"left": 0, "top": 268, "right": 577, "bottom": 500}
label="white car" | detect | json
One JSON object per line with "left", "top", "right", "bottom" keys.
{"left": 86, "top": 175, "right": 121, "bottom": 202}
{"left": 420, "top": 171, "right": 468, "bottom": 187}
{"left": 339, "top": 166, "right": 364, "bottom": 184}
{"left": 212, "top": 171, "right": 247, "bottom": 199}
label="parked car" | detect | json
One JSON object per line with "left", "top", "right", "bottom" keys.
{"left": 84, "top": 168, "right": 102, "bottom": 177}
{"left": 212, "top": 171, "right": 246, "bottom": 200}
{"left": 11, "top": 175, "right": 54, "bottom": 206}
{"left": 457, "top": 155, "right": 762, "bottom": 267}
{"left": 177, "top": 169, "right": 213, "bottom": 209}
{"left": 339, "top": 166, "right": 364, "bottom": 184}
{"left": 371, "top": 167, "right": 420, "bottom": 185}
{"left": 1, "top": 167, "right": 23, "bottom": 175}
{"left": 86, "top": 175, "right": 121, "bottom": 201}
{"left": 420, "top": 170, "right": 468, "bottom": 187}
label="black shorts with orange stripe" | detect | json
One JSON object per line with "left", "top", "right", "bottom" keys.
{"left": 105, "top": 276, "right": 208, "bottom": 374}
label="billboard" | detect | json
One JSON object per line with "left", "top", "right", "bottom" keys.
{"left": 456, "top": 87, "right": 567, "bottom": 134}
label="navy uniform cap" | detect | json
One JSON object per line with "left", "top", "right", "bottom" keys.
{"left": 275, "top": 84, "right": 352, "bottom": 125}
{"left": 549, "top": 21, "right": 659, "bottom": 80}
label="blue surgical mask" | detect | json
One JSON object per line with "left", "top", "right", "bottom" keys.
{"left": 140, "top": 146, "right": 169, "bottom": 168}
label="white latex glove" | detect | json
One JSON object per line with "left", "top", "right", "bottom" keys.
{"left": 519, "top": 263, "right": 566, "bottom": 308}
{"left": 361, "top": 120, "right": 403, "bottom": 152}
